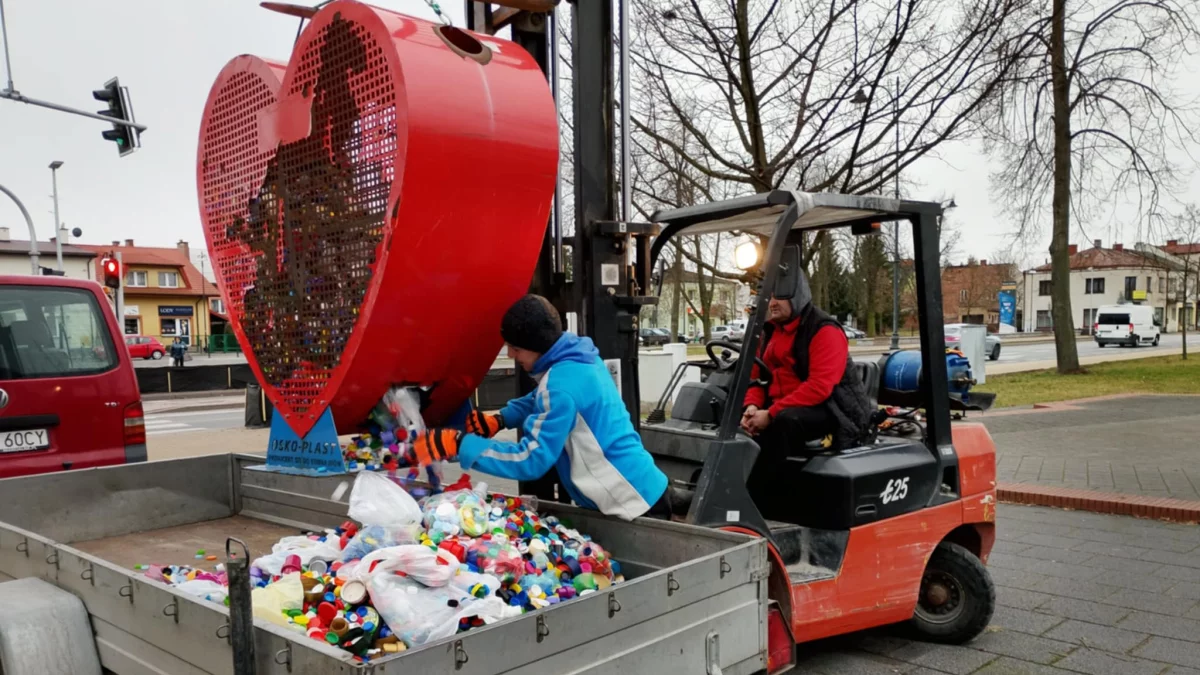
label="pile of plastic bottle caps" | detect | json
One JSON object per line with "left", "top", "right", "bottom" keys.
{"left": 152, "top": 472, "right": 624, "bottom": 664}
{"left": 342, "top": 387, "right": 445, "bottom": 495}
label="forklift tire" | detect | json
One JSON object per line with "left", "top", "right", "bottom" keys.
{"left": 908, "top": 542, "right": 995, "bottom": 645}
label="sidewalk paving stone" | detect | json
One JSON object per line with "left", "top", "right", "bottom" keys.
{"left": 797, "top": 503, "right": 1199, "bottom": 675}
{"left": 980, "top": 396, "right": 1200, "bottom": 501}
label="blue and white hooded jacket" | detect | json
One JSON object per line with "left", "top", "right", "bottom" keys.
{"left": 458, "top": 333, "right": 668, "bottom": 521}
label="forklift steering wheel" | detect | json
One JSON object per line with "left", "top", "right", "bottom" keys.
{"left": 705, "top": 339, "right": 771, "bottom": 382}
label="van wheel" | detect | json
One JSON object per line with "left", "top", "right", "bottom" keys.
{"left": 908, "top": 542, "right": 995, "bottom": 644}
{"left": 989, "top": 345, "right": 1000, "bottom": 361}
{"left": 1153, "top": 335, "right": 1160, "bottom": 347}
{"left": 151, "top": 351, "right": 163, "bottom": 360}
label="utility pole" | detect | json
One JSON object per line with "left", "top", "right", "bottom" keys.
{"left": 116, "top": 251, "right": 125, "bottom": 328}
{"left": 50, "top": 161, "right": 63, "bottom": 271}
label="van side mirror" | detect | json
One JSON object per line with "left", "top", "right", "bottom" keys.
{"left": 773, "top": 244, "right": 802, "bottom": 300}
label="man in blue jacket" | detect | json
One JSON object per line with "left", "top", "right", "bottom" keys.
{"left": 411, "top": 295, "right": 669, "bottom": 521}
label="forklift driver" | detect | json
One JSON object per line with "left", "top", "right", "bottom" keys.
{"left": 410, "top": 295, "right": 672, "bottom": 521}
{"left": 740, "top": 268, "right": 874, "bottom": 519}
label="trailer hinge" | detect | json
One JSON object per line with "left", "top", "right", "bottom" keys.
{"left": 750, "top": 566, "right": 771, "bottom": 583}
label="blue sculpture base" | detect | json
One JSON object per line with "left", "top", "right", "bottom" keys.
{"left": 259, "top": 408, "right": 347, "bottom": 476}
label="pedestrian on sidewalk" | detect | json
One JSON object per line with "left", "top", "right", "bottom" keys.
{"left": 170, "top": 338, "right": 187, "bottom": 367}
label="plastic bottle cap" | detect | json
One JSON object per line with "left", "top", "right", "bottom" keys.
{"left": 341, "top": 580, "right": 368, "bottom": 605}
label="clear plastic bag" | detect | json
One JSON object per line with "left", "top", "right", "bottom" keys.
{"left": 347, "top": 471, "right": 423, "bottom": 528}
{"left": 339, "top": 523, "right": 421, "bottom": 563}
{"left": 422, "top": 490, "right": 489, "bottom": 538}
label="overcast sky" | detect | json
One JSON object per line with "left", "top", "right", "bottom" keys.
{"left": 1, "top": 0, "right": 1195, "bottom": 273}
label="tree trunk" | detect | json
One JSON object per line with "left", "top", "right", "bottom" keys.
{"left": 669, "top": 260, "right": 683, "bottom": 340}
{"left": 1182, "top": 265, "right": 1189, "bottom": 360}
{"left": 1049, "top": 0, "right": 1081, "bottom": 373}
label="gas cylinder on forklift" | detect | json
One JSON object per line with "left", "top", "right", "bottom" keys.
{"left": 639, "top": 190, "right": 998, "bottom": 671}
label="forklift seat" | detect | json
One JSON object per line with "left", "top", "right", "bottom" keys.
{"left": 799, "top": 360, "right": 882, "bottom": 453}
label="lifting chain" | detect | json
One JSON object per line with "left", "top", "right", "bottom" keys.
{"left": 423, "top": 0, "right": 452, "bottom": 25}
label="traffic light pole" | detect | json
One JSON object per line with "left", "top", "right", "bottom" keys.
{"left": 0, "top": 90, "right": 146, "bottom": 133}
{"left": 116, "top": 251, "right": 125, "bottom": 324}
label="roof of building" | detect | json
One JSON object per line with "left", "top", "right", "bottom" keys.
{"left": 1033, "top": 246, "right": 1163, "bottom": 272}
{"left": 76, "top": 242, "right": 221, "bottom": 297}
{"left": 1163, "top": 241, "right": 1200, "bottom": 256}
{"left": 0, "top": 239, "right": 97, "bottom": 258}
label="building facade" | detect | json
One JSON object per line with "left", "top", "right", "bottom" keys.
{"left": 78, "top": 240, "right": 222, "bottom": 349}
{"left": 0, "top": 228, "right": 96, "bottom": 278}
{"left": 650, "top": 270, "right": 744, "bottom": 338}
{"left": 1022, "top": 240, "right": 1196, "bottom": 334}
{"left": 940, "top": 260, "right": 1020, "bottom": 331}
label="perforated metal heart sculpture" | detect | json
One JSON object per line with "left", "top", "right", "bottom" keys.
{"left": 197, "top": 1, "right": 557, "bottom": 437}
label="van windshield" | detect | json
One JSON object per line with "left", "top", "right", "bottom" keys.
{"left": 0, "top": 286, "right": 118, "bottom": 380}
{"left": 1097, "top": 313, "right": 1130, "bottom": 325}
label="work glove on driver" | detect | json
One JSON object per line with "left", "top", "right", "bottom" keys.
{"left": 465, "top": 411, "right": 504, "bottom": 438}
{"left": 409, "top": 429, "right": 462, "bottom": 466}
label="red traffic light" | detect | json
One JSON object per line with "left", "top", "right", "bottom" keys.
{"left": 101, "top": 257, "right": 121, "bottom": 289}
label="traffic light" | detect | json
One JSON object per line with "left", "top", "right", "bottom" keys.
{"left": 101, "top": 257, "right": 121, "bottom": 289}
{"left": 93, "top": 78, "right": 140, "bottom": 157}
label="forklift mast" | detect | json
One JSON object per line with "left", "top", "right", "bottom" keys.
{"left": 466, "top": 0, "right": 654, "bottom": 427}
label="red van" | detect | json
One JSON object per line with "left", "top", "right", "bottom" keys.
{"left": 0, "top": 276, "right": 145, "bottom": 478}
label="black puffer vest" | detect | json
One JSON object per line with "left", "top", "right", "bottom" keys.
{"left": 759, "top": 306, "right": 875, "bottom": 448}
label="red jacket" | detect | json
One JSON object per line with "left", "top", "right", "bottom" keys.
{"left": 743, "top": 317, "right": 849, "bottom": 418}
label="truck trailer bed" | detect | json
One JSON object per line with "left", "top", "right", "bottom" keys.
{"left": 0, "top": 454, "right": 770, "bottom": 675}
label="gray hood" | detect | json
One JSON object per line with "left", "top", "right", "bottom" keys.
{"left": 779, "top": 266, "right": 813, "bottom": 319}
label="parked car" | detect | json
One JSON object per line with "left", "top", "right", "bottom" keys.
{"left": 710, "top": 325, "right": 732, "bottom": 341}
{"left": 843, "top": 326, "right": 866, "bottom": 340}
{"left": 124, "top": 334, "right": 166, "bottom": 360}
{"left": 639, "top": 327, "right": 670, "bottom": 347}
{"left": 944, "top": 323, "right": 1002, "bottom": 360}
{"left": 728, "top": 319, "right": 748, "bottom": 340}
{"left": 0, "top": 275, "right": 145, "bottom": 479}
{"left": 1093, "top": 304, "right": 1160, "bottom": 348}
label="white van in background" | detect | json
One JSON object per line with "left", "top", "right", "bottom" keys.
{"left": 728, "top": 319, "right": 748, "bottom": 340}
{"left": 1093, "top": 304, "right": 1160, "bottom": 348}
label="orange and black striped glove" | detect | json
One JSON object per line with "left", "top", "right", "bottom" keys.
{"left": 409, "top": 429, "right": 462, "bottom": 466}
{"left": 465, "top": 411, "right": 505, "bottom": 438}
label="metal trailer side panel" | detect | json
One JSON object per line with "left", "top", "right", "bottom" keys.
{"left": 0, "top": 456, "right": 771, "bottom": 675}
{"left": 0, "top": 454, "right": 233, "bottom": 542}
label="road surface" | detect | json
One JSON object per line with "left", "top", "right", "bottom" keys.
{"left": 145, "top": 408, "right": 244, "bottom": 436}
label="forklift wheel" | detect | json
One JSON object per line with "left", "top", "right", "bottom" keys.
{"left": 908, "top": 542, "right": 995, "bottom": 644}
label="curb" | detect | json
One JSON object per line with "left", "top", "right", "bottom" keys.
{"left": 998, "top": 482, "right": 1200, "bottom": 523}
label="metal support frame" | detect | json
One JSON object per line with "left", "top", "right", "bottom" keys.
{"left": 0, "top": 183, "right": 40, "bottom": 273}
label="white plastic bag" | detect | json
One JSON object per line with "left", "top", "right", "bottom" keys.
{"left": 348, "top": 471, "right": 423, "bottom": 528}
{"left": 252, "top": 535, "right": 343, "bottom": 576}
{"left": 356, "top": 545, "right": 458, "bottom": 587}
{"left": 174, "top": 579, "right": 228, "bottom": 605}
{"left": 363, "top": 568, "right": 508, "bottom": 647}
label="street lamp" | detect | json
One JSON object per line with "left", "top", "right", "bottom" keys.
{"left": 49, "top": 161, "right": 64, "bottom": 272}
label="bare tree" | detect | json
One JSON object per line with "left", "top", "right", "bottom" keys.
{"left": 628, "top": 0, "right": 1031, "bottom": 268}
{"left": 1172, "top": 206, "right": 1200, "bottom": 360}
{"left": 982, "top": 0, "right": 1199, "bottom": 373}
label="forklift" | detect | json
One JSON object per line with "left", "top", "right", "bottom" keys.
{"left": 639, "top": 190, "right": 998, "bottom": 669}
{"left": 461, "top": 1, "right": 998, "bottom": 670}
